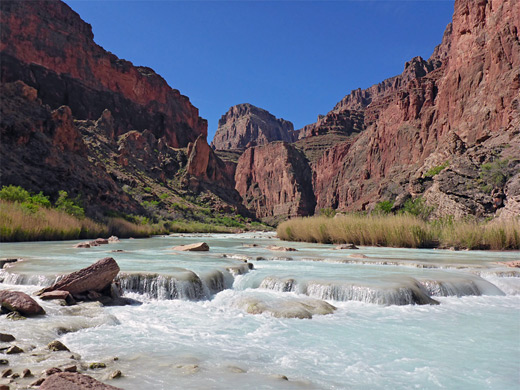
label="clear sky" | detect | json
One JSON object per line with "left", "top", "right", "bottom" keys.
{"left": 64, "top": 0, "right": 455, "bottom": 141}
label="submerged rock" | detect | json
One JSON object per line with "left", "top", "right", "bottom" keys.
{"left": 335, "top": 244, "right": 359, "bottom": 250}
{"left": 89, "top": 363, "right": 106, "bottom": 370}
{"left": 0, "top": 290, "right": 45, "bottom": 316}
{"left": 40, "top": 372, "right": 122, "bottom": 390}
{"left": 237, "top": 295, "right": 336, "bottom": 319}
{"left": 39, "top": 258, "right": 120, "bottom": 297}
{"left": 22, "top": 368, "right": 33, "bottom": 378}
{"left": 74, "top": 242, "right": 91, "bottom": 249}
{"left": 266, "top": 246, "right": 297, "bottom": 252}
{"left": 172, "top": 242, "right": 210, "bottom": 251}
{"left": 108, "top": 370, "right": 122, "bottom": 379}
{"left": 5, "top": 346, "right": 23, "bottom": 354}
{"left": 48, "top": 340, "right": 70, "bottom": 352}
{"left": 5, "top": 312, "right": 26, "bottom": 321}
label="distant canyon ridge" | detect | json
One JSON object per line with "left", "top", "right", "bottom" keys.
{"left": 1, "top": 0, "right": 519, "bottom": 225}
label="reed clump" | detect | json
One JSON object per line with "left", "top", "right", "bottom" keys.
{"left": 0, "top": 200, "right": 106, "bottom": 241}
{"left": 277, "top": 214, "right": 520, "bottom": 250}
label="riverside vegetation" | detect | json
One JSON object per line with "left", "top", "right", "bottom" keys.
{"left": 278, "top": 200, "right": 520, "bottom": 250}
{"left": 0, "top": 185, "right": 266, "bottom": 242}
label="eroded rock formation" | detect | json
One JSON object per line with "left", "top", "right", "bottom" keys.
{"left": 212, "top": 104, "right": 298, "bottom": 150}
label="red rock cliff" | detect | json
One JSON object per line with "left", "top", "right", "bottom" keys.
{"left": 310, "top": 0, "right": 519, "bottom": 214}
{"left": 235, "top": 142, "right": 315, "bottom": 223}
{"left": 0, "top": 0, "right": 207, "bottom": 148}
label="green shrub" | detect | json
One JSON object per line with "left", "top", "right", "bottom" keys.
{"left": 424, "top": 161, "right": 449, "bottom": 178}
{"left": 55, "top": 191, "right": 85, "bottom": 218}
{"left": 30, "top": 192, "right": 51, "bottom": 208}
{"left": 400, "top": 197, "right": 434, "bottom": 220}
{"left": 373, "top": 200, "right": 394, "bottom": 214}
{"left": 0, "top": 185, "right": 30, "bottom": 203}
{"left": 479, "top": 159, "right": 509, "bottom": 193}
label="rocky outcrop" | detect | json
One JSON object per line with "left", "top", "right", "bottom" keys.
{"left": 235, "top": 142, "right": 315, "bottom": 223}
{"left": 212, "top": 104, "right": 298, "bottom": 150}
{"left": 40, "top": 257, "right": 119, "bottom": 297}
{"left": 0, "top": 0, "right": 206, "bottom": 148}
{"left": 0, "top": 290, "right": 45, "bottom": 316}
{"left": 40, "top": 372, "right": 122, "bottom": 390}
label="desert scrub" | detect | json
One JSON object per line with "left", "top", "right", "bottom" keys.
{"left": 424, "top": 161, "right": 449, "bottom": 178}
{"left": 277, "top": 214, "right": 519, "bottom": 250}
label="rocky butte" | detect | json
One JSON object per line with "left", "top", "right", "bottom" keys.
{"left": 211, "top": 103, "right": 298, "bottom": 151}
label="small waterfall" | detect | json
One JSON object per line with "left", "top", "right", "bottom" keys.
{"left": 259, "top": 277, "right": 299, "bottom": 293}
{"left": 304, "top": 279, "right": 438, "bottom": 305}
{"left": 418, "top": 274, "right": 505, "bottom": 297}
{"left": 117, "top": 272, "right": 207, "bottom": 300}
{"left": 0, "top": 270, "right": 57, "bottom": 286}
{"left": 226, "top": 263, "right": 253, "bottom": 276}
{"left": 200, "top": 270, "right": 232, "bottom": 296}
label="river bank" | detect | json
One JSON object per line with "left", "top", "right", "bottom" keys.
{"left": 277, "top": 214, "right": 520, "bottom": 250}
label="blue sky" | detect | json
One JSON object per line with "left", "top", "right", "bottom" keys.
{"left": 64, "top": 1, "right": 455, "bottom": 141}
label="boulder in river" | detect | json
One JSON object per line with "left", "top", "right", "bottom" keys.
{"left": 335, "top": 243, "right": 359, "bottom": 250}
{"left": 173, "top": 242, "right": 209, "bottom": 251}
{"left": 40, "top": 290, "right": 76, "bottom": 305}
{"left": 108, "top": 236, "right": 120, "bottom": 243}
{"left": 74, "top": 242, "right": 91, "bottom": 249}
{"left": 40, "top": 372, "right": 123, "bottom": 390}
{"left": 39, "top": 258, "right": 120, "bottom": 297}
{"left": 0, "top": 290, "right": 45, "bottom": 316}
{"left": 0, "top": 333, "right": 15, "bottom": 342}
{"left": 48, "top": 340, "right": 70, "bottom": 352}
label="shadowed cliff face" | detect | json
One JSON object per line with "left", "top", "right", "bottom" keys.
{"left": 0, "top": 0, "right": 241, "bottom": 219}
{"left": 211, "top": 104, "right": 298, "bottom": 150}
{"left": 0, "top": 0, "right": 207, "bottom": 148}
{"left": 235, "top": 142, "right": 315, "bottom": 224}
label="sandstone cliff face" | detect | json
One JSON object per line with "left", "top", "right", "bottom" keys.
{"left": 212, "top": 104, "right": 298, "bottom": 150}
{"left": 0, "top": 0, "right": 206, "bottom": 148}
{"left": 235, "top": 142, "right": 315, "bottom": 223}
{"left": 310, "top": 0, "right": 520, "bottom": 217}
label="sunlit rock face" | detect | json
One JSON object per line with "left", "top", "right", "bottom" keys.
{"left": 212, "top": 104, "right": 298, "bottom": 151}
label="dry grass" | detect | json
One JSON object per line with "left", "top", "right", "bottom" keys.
{"left": 107, "top": 217, "right": 166, "bottom": 238}
{"left": 0, "top": 200, "right": 106, "bottom": 241}
{"left": 277, "top": 214, "right": 520, "bottom": 250}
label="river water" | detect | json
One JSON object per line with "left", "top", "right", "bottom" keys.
{"left": 0, "top": 232, "right": 519, "bottom": 389}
